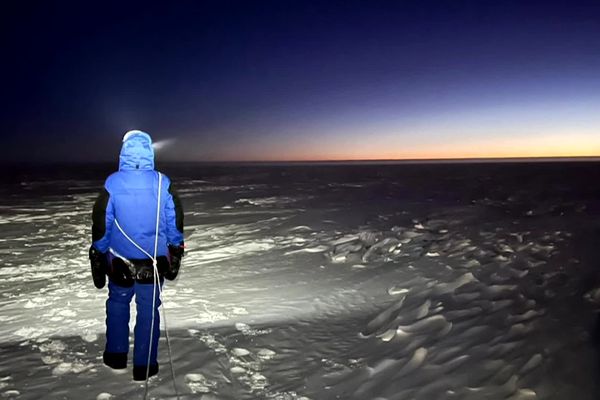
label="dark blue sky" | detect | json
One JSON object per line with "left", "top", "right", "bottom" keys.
{"left": 2, "top": 0, "right": 600, "bottom": 162}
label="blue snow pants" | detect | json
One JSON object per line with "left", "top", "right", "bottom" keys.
{"left": 105, "top": 279, "right": 163, "bottom": 366}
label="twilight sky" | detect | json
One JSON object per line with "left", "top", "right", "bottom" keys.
{"left": 2, "top": 0, "right": 600, "bottom": 162}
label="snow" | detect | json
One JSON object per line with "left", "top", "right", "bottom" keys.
{"left": 0, "top": 163, "right": 599, "bottom": 399}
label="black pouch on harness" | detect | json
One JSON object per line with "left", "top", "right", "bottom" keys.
{"left": 112, "top": 256, "right": 170, "bottom": 284}
{"left": 108, "top": 257, "right": 135, "bottom": 287}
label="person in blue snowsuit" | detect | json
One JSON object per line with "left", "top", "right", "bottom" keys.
{"left": 88, "top": 130, "right": 184, "bottom": 381}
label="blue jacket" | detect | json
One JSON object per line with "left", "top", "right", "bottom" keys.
{"left": 91, "top": 131, "right": 184, "bottom": 259}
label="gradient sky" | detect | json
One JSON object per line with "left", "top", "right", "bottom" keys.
{"left": 2, "top": 0, "right": 600, "bottom": 162}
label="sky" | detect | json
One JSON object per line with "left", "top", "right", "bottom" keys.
{"left": 1, "top": 0, "right": 600, "bottom": 162}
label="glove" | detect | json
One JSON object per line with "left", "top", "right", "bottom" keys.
{"left": 89, "top": 246, "right": 108, "bottom": 289}
{"left": 165, "top": 243, "right": 184, "bottom": 281}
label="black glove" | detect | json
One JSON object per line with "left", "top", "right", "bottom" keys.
{"left": 89, "top": 246, "right": 108, "bottom": 289}
{"left": 165, "top": 243, "right": 184, "bottom": 281}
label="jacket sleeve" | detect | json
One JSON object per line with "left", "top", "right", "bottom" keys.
{"left": 91, "top": 186, "right": 115, "bottom": 253}
{"left": 165, "top": 180, "right": 184, "bottom": 246}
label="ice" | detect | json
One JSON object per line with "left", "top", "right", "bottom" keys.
{"left": 231, "top": 347, "right": 250, "bottom": 357}
{"left": 0, "top": 377, "right": 11, "bottom": 392}
{"left": 52, "top": 362, "right": 84, "bottom": 376}
{"left": 510, "top": 388, "right": 538, "bottom": 400}
{"left": 13, "top": 326, "right": 52, "bottom": 340}
{"left": 289, "top": 225, "right": 313, "bottom": 232}
{"left": 398, "top": 315, "right": 452, "bottom": 336}
{"left": 80, "top": 331, "right": 98, "bottom": 342}
{"left": 388, "top": 286, "right": 410, "bottom": 295}
{"left": 284, "top": 245, "right": 329, "bottom": 254}
{"left": 235, "top": 196, "right": 302, "bottom": 206}
{"left": 249, "top": 372, "right": 268, "bottom": 390}
{"left": 39, "top": 340, "right": 66, "bottom": 353}
{"left": 235, "top": 322, "right": 251, "bottom": 332}
{"left": 0, "top": 164, "right": 598, "bottom": 399}
{"left": 520, "top": 354, "right": 543, "bottom": 375}
{"left": 185, "top": 373, "right": 216, "bottom": 394}
{"left": 230, "top": 366, "right": 246, "bottom": 374}
{"left": 257, "top": 348, "right": 276, "bottom": 360}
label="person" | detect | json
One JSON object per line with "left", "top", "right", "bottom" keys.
{"left": 88, "top": 130, "right": 184, "bottom": 381}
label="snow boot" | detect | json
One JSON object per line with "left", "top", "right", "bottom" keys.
{"left": 133, "top": 364, "right": 159, "bottom": 381}
{"left": 103, "top": 351, "right": 127, "bottom": 369}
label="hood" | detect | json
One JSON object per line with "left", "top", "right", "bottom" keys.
{"left": 119, "top": 130, "right": 155, "bottom": 171}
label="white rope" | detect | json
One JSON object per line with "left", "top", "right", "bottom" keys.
{"left": 157, "top": 273, "right": 179, "bottom": 398}
{"left": 143, "top": 171, "right": 162, "bottom": 397}
{"left": 114, "top": 220, "right": 153, "bottom": 259}
{"left": 113, "top": 172, "right": 180, "bottom": 400}
{"left": 143, "top": 260, "right": 158, "bottom": 400}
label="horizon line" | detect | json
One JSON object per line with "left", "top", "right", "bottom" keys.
{"left": 3, "top": 155, "right": 600, "bottom": 165}
{"left": 174, "top": 155, "right": 600, "bottom": 164}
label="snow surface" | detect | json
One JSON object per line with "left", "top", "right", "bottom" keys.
{"left": 0, "top": 163, "right": 599, "bottom": 399}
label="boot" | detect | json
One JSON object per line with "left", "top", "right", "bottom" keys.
{"left": 103, "top": 351, "right": 127, "bottom": 369}
{"left": 133, "top": 363, "right": 159, "bottom": 381}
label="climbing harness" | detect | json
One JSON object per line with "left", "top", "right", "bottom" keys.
{"left": 112, "top": 172, "right": 180, "bottom": 400}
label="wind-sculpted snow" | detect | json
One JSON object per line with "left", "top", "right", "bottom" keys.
{"left": 278, "top": 216, "right": 579, "bottom": 399}
{"left": 0, "top": 164, "right": 598, "bottom": 399}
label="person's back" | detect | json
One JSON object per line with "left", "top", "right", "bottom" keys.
{"left": 105, "top": 169, "right": 166, "bottom": 259}
{"left": 89, "top": 130, "right": 184, "bottom": 380}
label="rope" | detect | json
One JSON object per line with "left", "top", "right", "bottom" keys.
{"left": 113, "top": 172, "right": 180, "bottom": 400}
{"left": 155, "top": 269, "right": 179, "bottom": 398}
{"left": 142, "top": 171, "right": 162, "bottom": 399}
{"left": 143, "top": 260, "right": 158, "bottom": 400}
{"left": 113, "top": 220, "right": 153, "bottom": 259}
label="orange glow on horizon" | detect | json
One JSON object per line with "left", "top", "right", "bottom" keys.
{"left": 217, "top": 133, "right": 600, "bottom": 162}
